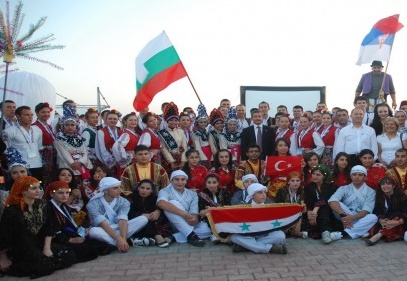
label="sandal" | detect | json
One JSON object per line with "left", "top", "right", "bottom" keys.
{"left": 365, "top": 239, "right": 378, "bottom": 246}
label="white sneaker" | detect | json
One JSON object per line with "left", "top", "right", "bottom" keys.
{"left": 330, "top": 231, "right": 343, "bottom": 241}
{"left": 131, "top": 237, "right": 150, "bottom": 246}
{"left": 361, "top": 232, "right": 370, "bottom": 238}
{"left": 322, "top": 231, "right": 332, "bottom": 244}
{"left": 301, "top": 231, "right": 308, "bottom": 239}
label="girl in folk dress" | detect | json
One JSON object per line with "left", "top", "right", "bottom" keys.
{"left": 81, "top": 108, "right": 99, "bottom": 166}
{"left": 95, "top": 110, "right": 123, "bottom": 177}
{"left": 139, "top": 112, "right": 161, "bottom": 164}
{"left": 296, "top": 115, "right": 325, "bottom": 157}
{"left": 54, "top": 117, "right": 92, "bottom": 178}
{"left": 182, "top": 149, "right": 208, "bottom": 193}
{"left": 359, "top": 149, "right": 386, "bottom": 190}
{"left": 274, "top": 171, "right": 307, "bottom": 239}
{"left": 332, "top": 152, "right": 351, "bottom": 188}
{"left": 211, "top": 149, "right": 236, "bottom": 197}
{"left": 302, "top": 152, "right": 320, "bottom": 186}
{"left": 0, "top": 177, "right": 76, "bottom": 278}
{"left": 192, "top": 104, "right": 211, "bottom": 167}
{"left": 319, "top": 113, "right": 338, "bottom": 167}
{"left": 179, "top": 111, "right": 194, "bottom": 150}
{"left": 33, "top": 102, "right": 56, "bottom": 187}
{"left": 113, "top": 112, "right": 140, "bottom": 176}
{"left": 219, "top": 107, "right": 241, "bottom": 163}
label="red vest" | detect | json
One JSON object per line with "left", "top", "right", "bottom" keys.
{"left": 321, "top": 126, "right": 337, "bottom": 146}
{"left": 297, "top": 130, "right": 315, "bottom": 149}
{"left": 142, "top": 129, "right": 161, "bottom": 150}
{"left": 102, "top": 127, "right": 123, "bottom": 151}
{"left": 124, "top": 132, "right": 139, "bottom": 151}
{"left": 33, "top": 120, "right": 54, "bottom": 146}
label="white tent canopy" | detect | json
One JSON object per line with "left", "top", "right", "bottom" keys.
{"left": 0, "top": 71, "right": 56, "bottom": 118}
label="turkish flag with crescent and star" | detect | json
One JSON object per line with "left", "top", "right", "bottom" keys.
{"left": 265, "top": 156, "right": 303, "bottom": 177}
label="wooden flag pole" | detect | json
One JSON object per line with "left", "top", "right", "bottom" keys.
{"left": 379, "top": 31, "right": 398, "bottom": 110}
{"left": 185, "top": 74, "right": 203, "bottom": 105}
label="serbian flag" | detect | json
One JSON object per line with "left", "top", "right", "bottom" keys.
{"left": 265, "top": 156, "right": 302, "bottom": 177}
{"left": 207, "top": 204, "right": 304, "bottom": 237}
{"left": 356, "top": 14, "right": 404, "bottom": 65}
{"left": 134, "top": 31, "right": 188, "bottom": 111}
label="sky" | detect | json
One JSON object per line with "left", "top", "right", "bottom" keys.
{"left": 2, "top": 0, "right": 407, "bottom": 116}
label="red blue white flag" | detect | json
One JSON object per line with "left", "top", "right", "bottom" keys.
{"left": 207, "top": 204, "right": 304, "bottom": 237}
{"left": 356, "top": 14, "right": 403, "bottom": 65}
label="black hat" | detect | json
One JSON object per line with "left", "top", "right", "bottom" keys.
{"left": 371, "top": 61, "right": 383, "bottom": 67}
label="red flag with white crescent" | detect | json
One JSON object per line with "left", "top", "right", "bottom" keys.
{"left": 265, "top": 156, "right": 303, "bottom": 177}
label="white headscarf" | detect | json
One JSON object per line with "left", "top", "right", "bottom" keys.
{"left": 245, "top": 183, "right": 267, "bottom": 203}
{"left": 242, "top": 174, "right": 258, "bottom": 183}
{"left": 170, "top": 170, "right": 189, "bottom": 181}
{"left": 90, "top": 177, "right": 121, "bottom": 201}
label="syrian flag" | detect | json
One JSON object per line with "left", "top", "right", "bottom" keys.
{"left": 207, "top": 204, "right": 304, "bottom": 236}
{"left": 134, "top": 31, "right": 188, "bottom": 111}
{"left": 265, "top": 156, "right": 302, "bottom": 177}
{"left": 356, "top": 14, "right": 404, "bottom": 65}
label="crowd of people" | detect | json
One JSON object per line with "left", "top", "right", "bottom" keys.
{"left": 0, "top": 60, "right": 407, "bottom": 278}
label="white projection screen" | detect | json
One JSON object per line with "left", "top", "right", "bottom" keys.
{"left": 240, "top": 86, "right": 326, "bottom": 118}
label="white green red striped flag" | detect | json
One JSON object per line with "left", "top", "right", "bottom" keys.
{"left": 207, "top": 204, "right": 304, "bottom": 237}
{"left": 134, "top": 31, "right": 187, "bottom": 111}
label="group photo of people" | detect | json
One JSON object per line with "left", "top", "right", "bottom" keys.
{"left": 0, "top": 60, "right": 407, "bottom": 278}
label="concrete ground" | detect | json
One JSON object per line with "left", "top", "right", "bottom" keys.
{"left": 3, "top": 237, "right": 407, "bottom": 281}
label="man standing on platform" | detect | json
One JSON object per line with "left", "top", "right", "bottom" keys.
{"left": 355, "top": 60, "right": 397, "bottom": 111}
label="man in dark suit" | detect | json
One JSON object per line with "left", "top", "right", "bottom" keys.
{"left": 241, "top": 109, "right": 275, "bottom": 160}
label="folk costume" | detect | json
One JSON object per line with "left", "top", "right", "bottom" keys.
{"left": 139, "top": 124, "right": 162, "bottom": 164}
{"left": 319, "top": 124, "right": 338, "bottom": 167}
{"left": 386, "top": 166, "right": 407, "bottom": 192}
{"left": 54, "top": 116, "right": 93, "bottom": 177}
{"left": 82, "top": 125, "right": 98, "bottom": 165}
{"left": 208, "top": 108, "right": 224, "bottom": 158}
{"left": 183, "top": 164, "right": 208, "bottom": 193}
{"left": 235, "top": 159, "right": 267, "bottom": 189}
{"left": 95, "top": 123, "right": 123, "bottom": 171}
{"left": 87, "top": 178, "right": 149, "bottom": 246}
{"left": 192, "top": 104, "right": 211, "bottom": 166}
{"left": 295, "top": 126, "right": 325, "bottom": 157}
{"left": 158, "top": 103, "right": 187, "bottom": 174}
{"left": 211, "top": 166, "right": 236, "bottom": 196}
{"left": 365, "top": 163, "right": 386, "bottom": 190}
{"left": 372, "top": 187, "right": 407, "bottom": 242}
{"left": 32, "top": 103, "right": 56, "bottom": 187}
{"left": 219, "top": 107, "right": 241, "bottom": 163}
{"left": 120, "top": 162, "right": 169, "bottom": 195}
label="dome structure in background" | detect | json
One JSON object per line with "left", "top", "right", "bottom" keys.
{"left": 0, "top": 71, "right": 56, "bottom": 117}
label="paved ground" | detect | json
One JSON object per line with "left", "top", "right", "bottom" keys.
{"left": 3, "top": 237, "right": 407, "bottom": 281}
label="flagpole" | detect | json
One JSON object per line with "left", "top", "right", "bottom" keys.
{"left": 379, "top": 21, "right": 400, "bottom": 110}
{"left": 185, "top": 74, "right": 203, "bottom": 105}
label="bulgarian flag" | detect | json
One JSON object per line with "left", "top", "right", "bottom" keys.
{"left": 356, "top": 14, "right": 404, "bottom": 65}
{"left": 265, "top": 156, "right": 303, "bottom": 177}
{"left": 134, "top": 31, "right": 188, "bottom": 111}
{"left": 207, "top": 204, "right": 304, "bottom": 237}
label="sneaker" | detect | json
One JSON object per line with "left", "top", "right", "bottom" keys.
{"left": 187, "top": 234, "right": 205, "bottom": 247}
{"left": 322, "top": 231, "right": 333, "bottom": 244}
{"left": 361, "top": 232, "right": 370, "bottom": 238}
{"left": 131, "top": 237, "right": 150, "bottom": 246}
{"left": 330, "top": 231, "right": 343, "bottom": 241}
{"left": 269, "top": 244, "right": 287, "bottom": 254}
{"left": 232, "top": 243, "right": 247, "bottom": 253}
{"left": 301, "top": 231, "right": 308, "bottom": 239}
{"left": 147, "top": 238, "right": 156, "bottom": 246}
{"left": 157, "top": 241, "right": 170, "bottom": 248}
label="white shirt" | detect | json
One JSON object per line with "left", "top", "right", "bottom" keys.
{"left": 2, "top": 125, "right": 43, "bottom": 168}
{"left": 333, "top": 124, "right": 378, "bottom": 159}
{"left": 377, "top": 133, "right": 402, "bottom": 164}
